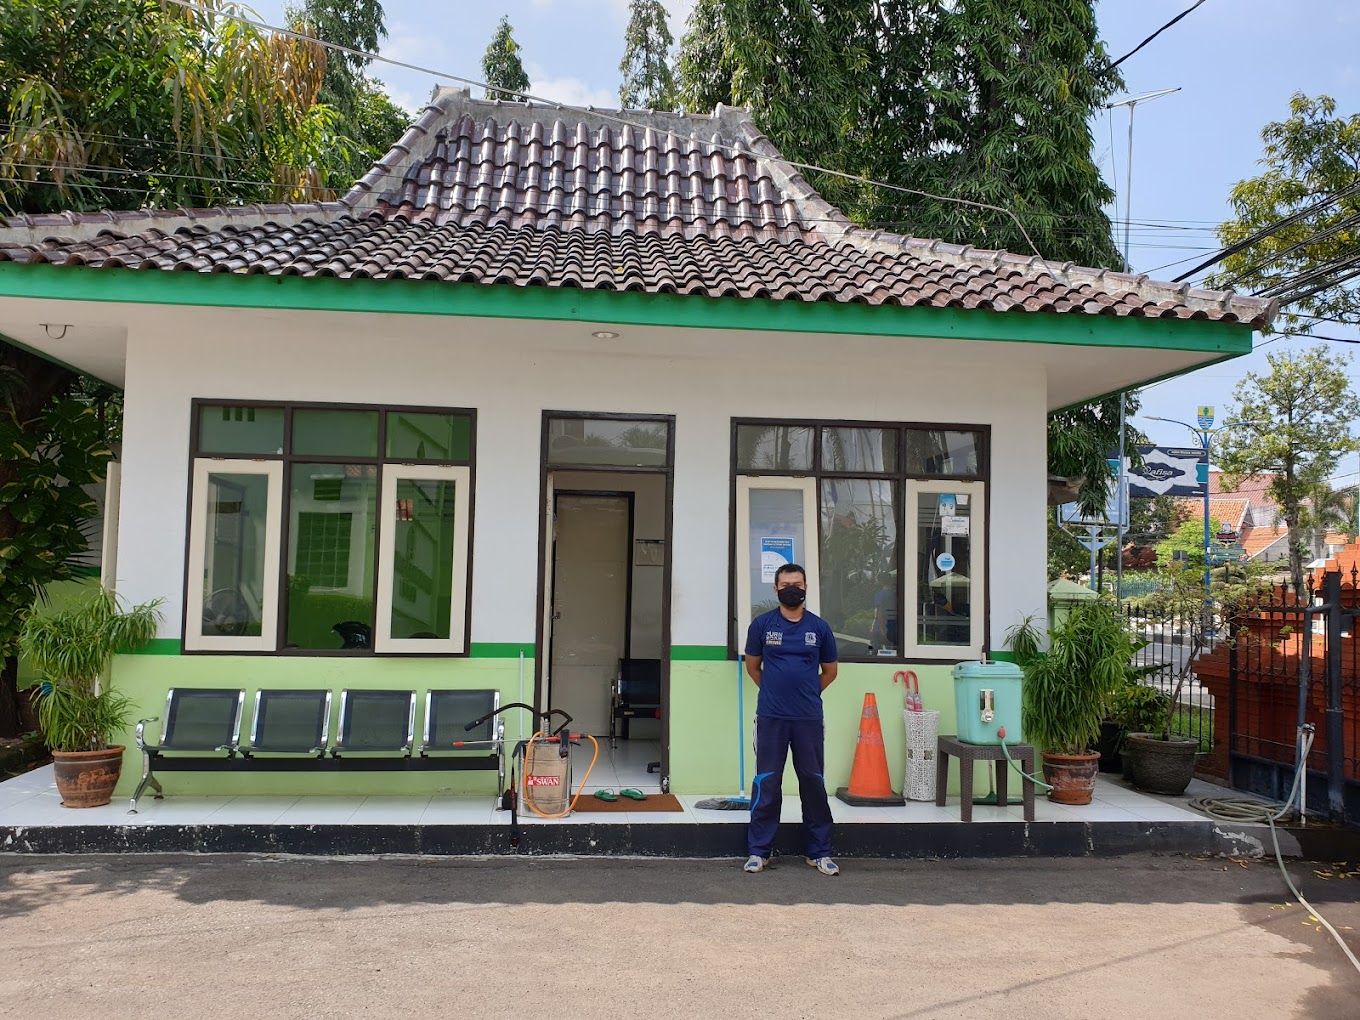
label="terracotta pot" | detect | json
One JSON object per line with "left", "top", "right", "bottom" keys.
{"left": 51, "top": 746, "right": 125, "bottom": 808}
{"left": 1042, "top": 751, "right": 1101, "bottom": 805}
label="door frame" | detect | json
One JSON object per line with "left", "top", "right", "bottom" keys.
{"left": 534, "top": 411, "right": 675, "bottom": 787}
{"left": 546, "top": 489, "right": 636, "bottom": 716}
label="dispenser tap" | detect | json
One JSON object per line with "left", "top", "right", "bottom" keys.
{"left": 979, "top": 688, "right": 995, "bottom": 724}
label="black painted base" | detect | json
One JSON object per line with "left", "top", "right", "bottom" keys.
{"left": 5, "top": 817, "right": 1350, "bottom": 859}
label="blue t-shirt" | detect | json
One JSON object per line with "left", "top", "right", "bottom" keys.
{"left": 744, "top": 609, "right": 838, "bottom": 720}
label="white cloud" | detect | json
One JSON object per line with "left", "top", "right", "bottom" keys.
{"left": 525, "top": 66, "right": 618, "bottom": 110}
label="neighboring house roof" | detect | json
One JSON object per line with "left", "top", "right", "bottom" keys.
{"left": 1242, "top": 526, "right": 1290, "bottom": 559}
{"left": 1209, "top": 471, "right": 1280, "bottom": 524}
{"left": 0, "top": 89, "right": 1277, "bottom": 326}
{"left": 1171, "top": 496, "right": 1251, "bottom": 533}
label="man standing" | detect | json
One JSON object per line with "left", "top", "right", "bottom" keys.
{"left": 742, "top": 563, "right": 839, "bottom": 875}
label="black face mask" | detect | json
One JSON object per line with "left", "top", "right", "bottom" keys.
{"left": 777, "top": 586, "right": 807, "bottom": 608}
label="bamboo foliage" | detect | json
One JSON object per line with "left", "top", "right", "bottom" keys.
{"left": 20, "top": 588, "right": 162, "bottom": 752}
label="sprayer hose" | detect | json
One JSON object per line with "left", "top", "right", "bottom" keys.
{"left": 1187, "top": 732, "right": 1359, "bottom": 977}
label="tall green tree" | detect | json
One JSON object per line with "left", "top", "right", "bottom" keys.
{"left": 287, "top": 0, "right": 410, "bottom": 189}
{"left": 1208, "top": 94, "right": 1360, "bottom": 333}
{"left": 619, "top": 0, "right": 677, "bottom": 110}
{"left": 674, "top": 0, "right": 1121, "bottom": 264}
{"left": 1298, "top": 472, "right": 1356, "bottom": 560}
{"left": 1217, "top": 346, "right": 1360, "bottom": 591}
{"left": 481, "top": 16, "right": 530, "bottom": 104}
{"left": 0, "top": 0, "right": 349, "bottom": 213}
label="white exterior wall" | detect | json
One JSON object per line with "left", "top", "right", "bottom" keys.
{"left": 115, "top": 309, "right": 1049, "bottom": 651}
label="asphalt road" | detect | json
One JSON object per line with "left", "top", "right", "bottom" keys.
{"left": 2, "top": 854, "right": 1357, "bottom": 1019}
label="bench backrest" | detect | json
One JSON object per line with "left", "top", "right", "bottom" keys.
{"left": 424, "top": 689, "right": 499, "bottom": 749}
{"left": 335, "top": 689, "right": 416, "bottom": 752}
{"left": 250, "top": 690, "right": 332, "bottom": 753}
{"left": 162, "top": 689, "right": 245, "bottom": 750}
{"left": 617, "top": 659, "right": 662, "bottom": 707}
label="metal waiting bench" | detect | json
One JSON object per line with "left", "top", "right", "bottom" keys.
{"left": 130, "top": 687, "right": 504, "bottom": 812}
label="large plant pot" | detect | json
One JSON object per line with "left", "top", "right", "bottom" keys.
{"left": 51, "top": 746, "right": 125, "bottom": 808}
{"left": 1124, "top": 734, "right": 1199, "bottom": 796}
{"left": 1042, "top": 751, "right": 1101, "bottom": 805}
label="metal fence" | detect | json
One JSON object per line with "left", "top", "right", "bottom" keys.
{"left": 1122, "top": 600, "right": 1216, "bottom": 752}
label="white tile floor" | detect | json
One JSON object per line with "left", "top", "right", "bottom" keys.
{"left": 0, "top": 745, "right": 1246, "bottom": 831}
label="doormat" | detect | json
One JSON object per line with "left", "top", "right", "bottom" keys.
{"left": 571, "top": 793, "right": 685, "bottom": 813}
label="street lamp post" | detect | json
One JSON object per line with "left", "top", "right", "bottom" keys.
{"left": 1147, "top": 413, "right": 1265, "bottom": 590}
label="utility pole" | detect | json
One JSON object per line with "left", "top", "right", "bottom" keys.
{"left": 1106, "top": 88, "right": 1179, "bottom": 603}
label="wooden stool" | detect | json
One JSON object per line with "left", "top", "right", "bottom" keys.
{"left": 935, "top": 734, "right": 1037, "bottom": 822}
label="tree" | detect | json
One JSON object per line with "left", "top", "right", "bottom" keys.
{"left": 674, "top": 0, "right": 1122, "bottom": 265}
{"left": 0, "top": 352, "right": 115, "bottom": 737}
{"left": 0, "top": 0, "right": 348, "bottom": 213}
{"left": 286, "top": 0, "right": 410, "bottom": 190}
{"left": 481, "top": 16, "right": 530, "bottom": 104}
{"left": 1217, "top": 346, "right": 1360, "bottom": 591}
{"left": 1298, "top": 472, "right": 1356, "bottom": 560}
{"left": 1208, "top": 94, "right": 1360, "bottom": 334}
{"left": 1155, "top": 517, "right": 1225, "bottom": 569}
{"left": 619, "top": 0, "right": 677, "bottom": 110}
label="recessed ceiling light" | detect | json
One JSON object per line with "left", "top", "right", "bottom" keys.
{"left": 591, "top": 330, "right": 620, "bottom": 340}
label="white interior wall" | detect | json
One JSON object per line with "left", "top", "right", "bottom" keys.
{"left": 116, "top": 308, "right": 1049, "bottom": 651}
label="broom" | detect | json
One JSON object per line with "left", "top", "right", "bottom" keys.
{"left": 695, "top": 657, "right": 753, "bottom": 810}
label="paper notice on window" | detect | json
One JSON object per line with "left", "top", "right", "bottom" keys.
{"left": 760, "top": 536, "right": 795, "bottom": 582}
{"left": 940, "top": 515, "right": 970, "bottom": 536}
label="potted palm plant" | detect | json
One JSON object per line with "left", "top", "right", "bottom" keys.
{"left": 1006, "top": 600, "right": 1139, "bottom": 804}
{"left": 20, "top": 589, "right": 161, "bottom": 807}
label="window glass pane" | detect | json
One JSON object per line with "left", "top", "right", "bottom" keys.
{"left": 286, "top": 463, "right": 377, "bottom": 650}
{"left": 386, "top": 412, "right": 472, "bottom": 462}
{"left": 746, "top": 488, "right": 806, "bottom": 622}
{"left": 736, "top": 425, "right": 813, "bottom": 472}
{"left": 820, "top": 479, "right": 897, "bottom": 657}
{"left": 915, "top": 491, "right": 973, "bottom": 646}
{"left": 904, "top": 430, "right": 981, "bottom": 476}
{"left": 197, "top": 405, "right": 284, "bottom": 456}
{"left": 200, "top": 472, "right": 270, "bottom": 637}
{"left": 547, "top": 417, "right": 669, "bottom": 467}
{"left": 821, "top": 428, "right": 896, "bottom": 474}
{"left": 389, "top": 477, "right": 458, "bottom": 640}
{"left": 292, "top": 409, "right": 379, "bottom": 458}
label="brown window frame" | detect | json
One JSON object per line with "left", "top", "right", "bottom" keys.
{"left": 183, "top": 399, "right": 477, "bottom": 657}
{"left": 729, "top": 417, "right": 990, "bottom": 664}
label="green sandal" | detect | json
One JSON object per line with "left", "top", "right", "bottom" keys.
{"left": 593, "top": 790, "right": 618, "bottom": 802}
{"left": 620, "top": 788, "right": 647, "bottom": 801}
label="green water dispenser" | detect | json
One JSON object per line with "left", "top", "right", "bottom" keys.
{"left": 952, "top": 660, "right": 1024, "bottom": 745}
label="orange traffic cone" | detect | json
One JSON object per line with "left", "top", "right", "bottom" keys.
{"left": 835, "top": 693, "right": 904, "bottom": 806}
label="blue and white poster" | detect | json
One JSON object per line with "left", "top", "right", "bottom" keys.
{"left": 1125, "top": 445, "right": 1210, "bottom": 498}
{"left": 760, "top": 536, "right": 795, "bottom": 582}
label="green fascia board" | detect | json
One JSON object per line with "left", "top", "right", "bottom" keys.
{"left": 0, "top": 263, "right": 1253, "bottom": 354}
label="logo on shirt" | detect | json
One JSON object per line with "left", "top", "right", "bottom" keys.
{"left": 805, "top": 632, "right": 818, "bottom": 646}
{"left": 765, "top": 631, "right": 784, "bottom": 646}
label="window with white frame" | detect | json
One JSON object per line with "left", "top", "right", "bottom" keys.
{"left": 185, "top": 403, "right": 474, "bottom": 654}
{"left": 732, "top": 420, "right": 987, "bottom": 661}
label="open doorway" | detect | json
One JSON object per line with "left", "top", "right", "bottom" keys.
{"left": 537, "top": 414, "right": 673, "bottom": 792}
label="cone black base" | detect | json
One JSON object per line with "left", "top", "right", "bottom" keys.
{"left": 836, "top": 787, "right": 905, "bottom": 806}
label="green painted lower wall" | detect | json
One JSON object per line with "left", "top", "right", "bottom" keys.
{"left": 106, "top": 650, "right": 988, "bottom": 800}
{"left": 107, "top": 653, "right": 536, "bottom": 797}
{"left": 668, "top": 660, "right": 980, "bottom": 798}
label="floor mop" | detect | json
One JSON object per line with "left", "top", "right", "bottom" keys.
{"left": 695, "top": 658, "right": 753, "bottom": 810}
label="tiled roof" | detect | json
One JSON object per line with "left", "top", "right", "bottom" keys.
{"left": 0, "top": 89, "right": 1279, "bottom": 328}
{"left": 1172, "top": 496, "right": 1251, "bottom": 531}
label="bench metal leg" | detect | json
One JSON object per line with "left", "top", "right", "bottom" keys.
{"left": 128, "top": 754, "right": 163, "bottom": 814}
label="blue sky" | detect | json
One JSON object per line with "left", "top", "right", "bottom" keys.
{"left": 255, "top": 0, "right": 1360, "bottom": 465}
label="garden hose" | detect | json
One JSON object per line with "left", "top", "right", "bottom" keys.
{"left": 997, "top": 727, "right": 1053, "bottom": 791}
{"left": 522, "top": 732, "right": 600, "bottom": 819}
{"left": 1188, "top": 728, "right": 1360, "bottom": 978}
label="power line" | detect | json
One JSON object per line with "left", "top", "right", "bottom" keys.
{"left": 1220, "top": 211, "right": 1360, "bottom": 289}
{"left": 1109, "top": 0, "right": 1211, "bottom": 69}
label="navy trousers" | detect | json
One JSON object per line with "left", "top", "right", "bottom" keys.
{"left": 747, "top": 716, "right": 834, "bottom": 859}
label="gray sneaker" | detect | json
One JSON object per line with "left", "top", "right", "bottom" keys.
{"left": 806, "top": 856, "right": 840, "bottom": 876}
{"left": 742, "top": 855, "right": 768, "bottom": 873}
